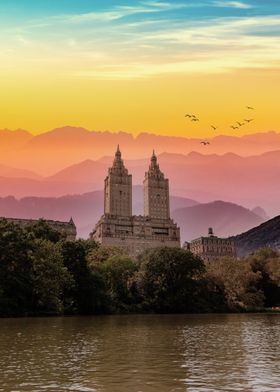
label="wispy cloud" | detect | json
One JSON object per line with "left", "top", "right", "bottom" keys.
{"left": 1, "top": 0, "right": 280, "bottom": 80}
{"left": 74, "top": 14, "right": 280, "bottom": 79}
{"left": 212, "top": 1, "right": 252, "bottom": 9}
{"left": 140, "top": 1, "right": 192, "bottom": 10}
{"left": 46, "top": 2, "right": 189, "bottom": 25}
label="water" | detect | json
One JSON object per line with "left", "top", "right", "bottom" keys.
{"left": 0, "top": 314, "right": 279, "bottom": 392}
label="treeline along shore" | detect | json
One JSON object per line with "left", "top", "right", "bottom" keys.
{"left": 0, "top": 219, "right": 279, "bottom": 317}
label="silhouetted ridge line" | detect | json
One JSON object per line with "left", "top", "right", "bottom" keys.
{"left": 233, "top": 215, "right": 280, "bottom": 256}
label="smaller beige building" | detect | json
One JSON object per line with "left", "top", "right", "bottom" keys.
{"left": 2, "top": 217, "right": 77, "bottom": 241}
{"left": 187, "top": 228, "right": 236, "bottom": 261}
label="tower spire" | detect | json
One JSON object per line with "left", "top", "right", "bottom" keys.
{"left": 113, "top": 144, "right": 123, "bottom": 168}
{"left": 115, "top": 144, "right": 121, "bottom": 158}
{"left": 149, "top": 149, "right": 161, "bottom": 174}
{"left": 151, "top": 149, "right": 157, "bottom": 165}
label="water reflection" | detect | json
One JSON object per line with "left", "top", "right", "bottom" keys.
{"left": 0, "top": 314, "right": 279, "bottom": 391}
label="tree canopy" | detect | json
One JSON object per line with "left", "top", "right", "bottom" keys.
{"left": 0, "top": 218, "right": 279, "bottom": 316}
{"left": 137, "top": 247, "right": 205, "bottom": 313}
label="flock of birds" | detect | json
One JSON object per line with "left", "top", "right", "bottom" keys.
{"left": 185, "top": 106, "right": 255, "bottom": 146}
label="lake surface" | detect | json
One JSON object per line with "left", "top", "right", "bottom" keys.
{"left": 0, "top": 314, "right": 280, "bottom": 392}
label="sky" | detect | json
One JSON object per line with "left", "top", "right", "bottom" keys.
{"left": 0, "top": 0, "right": 280, "bottom": 137}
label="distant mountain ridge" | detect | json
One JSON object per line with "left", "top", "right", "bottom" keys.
{"left": 0, "top": 188, "right": 198, "bottom": 238}
{"left": 0, "top": 192, "right": 263, "bottom": 240}
{"left": 0, "top": 149, "right": 279, "bottom": 216}
{"left": 0, "top": 164, "right": 42, "bottom": 180}
{"left": 233, "top": 216, "right": 280, "bottom": 256}
{"left": 1, "top": 127, "right": 280, "bottom": 175}
{"left": 173, "top": 201, "right": 264, "bottom": 242}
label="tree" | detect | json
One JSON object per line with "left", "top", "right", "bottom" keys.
{"left": 100, "top": 255, "right": 138, "bottom": 311}
{"left": 205, "top": 257, "right": 264, "bottom": 311}
{"left": 138, "top": 247, "right": 205, "bottom": 313}
{"left": 26, "top": 219, "right": 65, "bottom": 243}
{"left": 0, "top": 219, "right": 33, "bottom": 315}
{"left": 61, "top": 239, "right": 107, "bottom": 314}
{"left": 248, "top": 248, "right": 280, "bottom": 307}
{"left": 31, "top": 239, "right": 72, "bottom": 314}
{"left": 87, "top": 245, "right": 128, "bottom": 268}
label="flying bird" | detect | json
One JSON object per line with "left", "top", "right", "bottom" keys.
{"left": 185, "top": 114, "right": 192, "bottom": 118}
{"left": 237, "top": 122, "right": 245, "bottom": 127}
{"left": 244, "top": 119, "right": 254, "bottom": 123}
{"left": 246, "top": 106, "right": 254, "bottom": 110}
{"left": 201, "top": 141, "right": 210, "bottom": 145}
{"left": 231, "top": 126, "right": 239, "bottom": 130}
{"left": 211, "top": 125, "right": 218, "bottom": 131}
{"left": 192, "top": 118, "right": 199, "bottom": 122}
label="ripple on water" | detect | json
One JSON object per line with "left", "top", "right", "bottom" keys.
{"left": 0, "top": 314, "right": 280, "bottom": 392}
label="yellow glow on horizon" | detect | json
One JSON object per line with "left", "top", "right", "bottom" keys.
{"left": 0, "top": 67, "right": 279, "bottom": 138}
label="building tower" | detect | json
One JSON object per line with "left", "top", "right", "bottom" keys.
{"left": 144, "top": 151, "right": 170, "bottom": 220}
{"left": 91, "top": 147, "right": 180, "bottom": 258}
{"left": 104, "top": 145, "right": 132, "bottom": 217}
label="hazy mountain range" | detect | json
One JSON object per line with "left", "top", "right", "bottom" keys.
{"left": 173, "top": 201, "right": 264, "bottom": 243}
{"left": 0, "top": 187, "right": 264, "bottom": 241}
{"left": 0, "top": 127, "right": 278, "bottom": 233}
{"left": 1, "top": 127, "right": 280, "bottom": 174}
{"left": 0, "top": 149, "right": 279, "bottom": 216}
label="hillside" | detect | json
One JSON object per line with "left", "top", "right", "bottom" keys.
{"left": 0, "top": 164, "right": 41, "bottom": 180}
{"left": 173, "top": 201, "right": 264, "bottom": 242}
{"left": 0, "top": 191, "right": 261, "bottom": 240}
{"left": 0, "top": 188, "right": 198, "bottom": 238}
{"left": 233, "top": 216, "right": 280, "bottom": 256}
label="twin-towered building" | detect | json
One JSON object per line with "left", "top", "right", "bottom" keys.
{"left": 91, "top": 146, "right": 180, "bottom": 257}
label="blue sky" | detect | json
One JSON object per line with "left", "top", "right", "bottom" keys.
{"left": 1, "top": 0, "right": 280, "bottom": 25}
{"left": 1, "top": 0, "right": 280, "bottom": 80}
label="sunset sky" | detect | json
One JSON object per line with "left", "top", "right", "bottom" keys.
{"left": 1, "top": 0, "right": 280, "bottom": 137}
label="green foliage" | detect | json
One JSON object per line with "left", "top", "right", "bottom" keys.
{"left": 61, "top": 240, "right": 107, "bottom": 314}
{"left": 0, "top": 219, "right": 33, "bottom": 315}
{"left": 87, "top": 245, "right": 128, "bottom": 268}
{"left": 138, "top": 247, "right": 205, "bottom": 313}
{"left": 31, "top": 239, "right": 73, "bottom": 314}
{"left": 100, "top": 255, "right": 138, "bottom": 311}
{"left": 247, "top": 248, "right": 280, "bottom": 307}
{"left": 205, "top": 257, "right": 264, "bottom": 311}
{"left": 0, "top": 219, "right": 279, "bottom": 317}
{"left": 26, "top": 219, "right": 65, "bottom": 243}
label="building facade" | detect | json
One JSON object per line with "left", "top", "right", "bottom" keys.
{"left": 91, "top": 147, "right": 180, "bottom": 258}
{"left": 188, "top": 228, "right": 236, "bottom": 261}
{"left": 104, "top": 145, "right": 132, "bottom": 218}
{"left": 144, "top": 150, "right": 170, "bottom": 220}
{"left": 3, "top": 217, "right": 77, "bottom": 241}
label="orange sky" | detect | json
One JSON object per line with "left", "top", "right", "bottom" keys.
{"left": 0, "top": 69, "right": 279, "bottom": 138}
{"left": 0, "top": 0, "right": 280, "bottom": 138}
